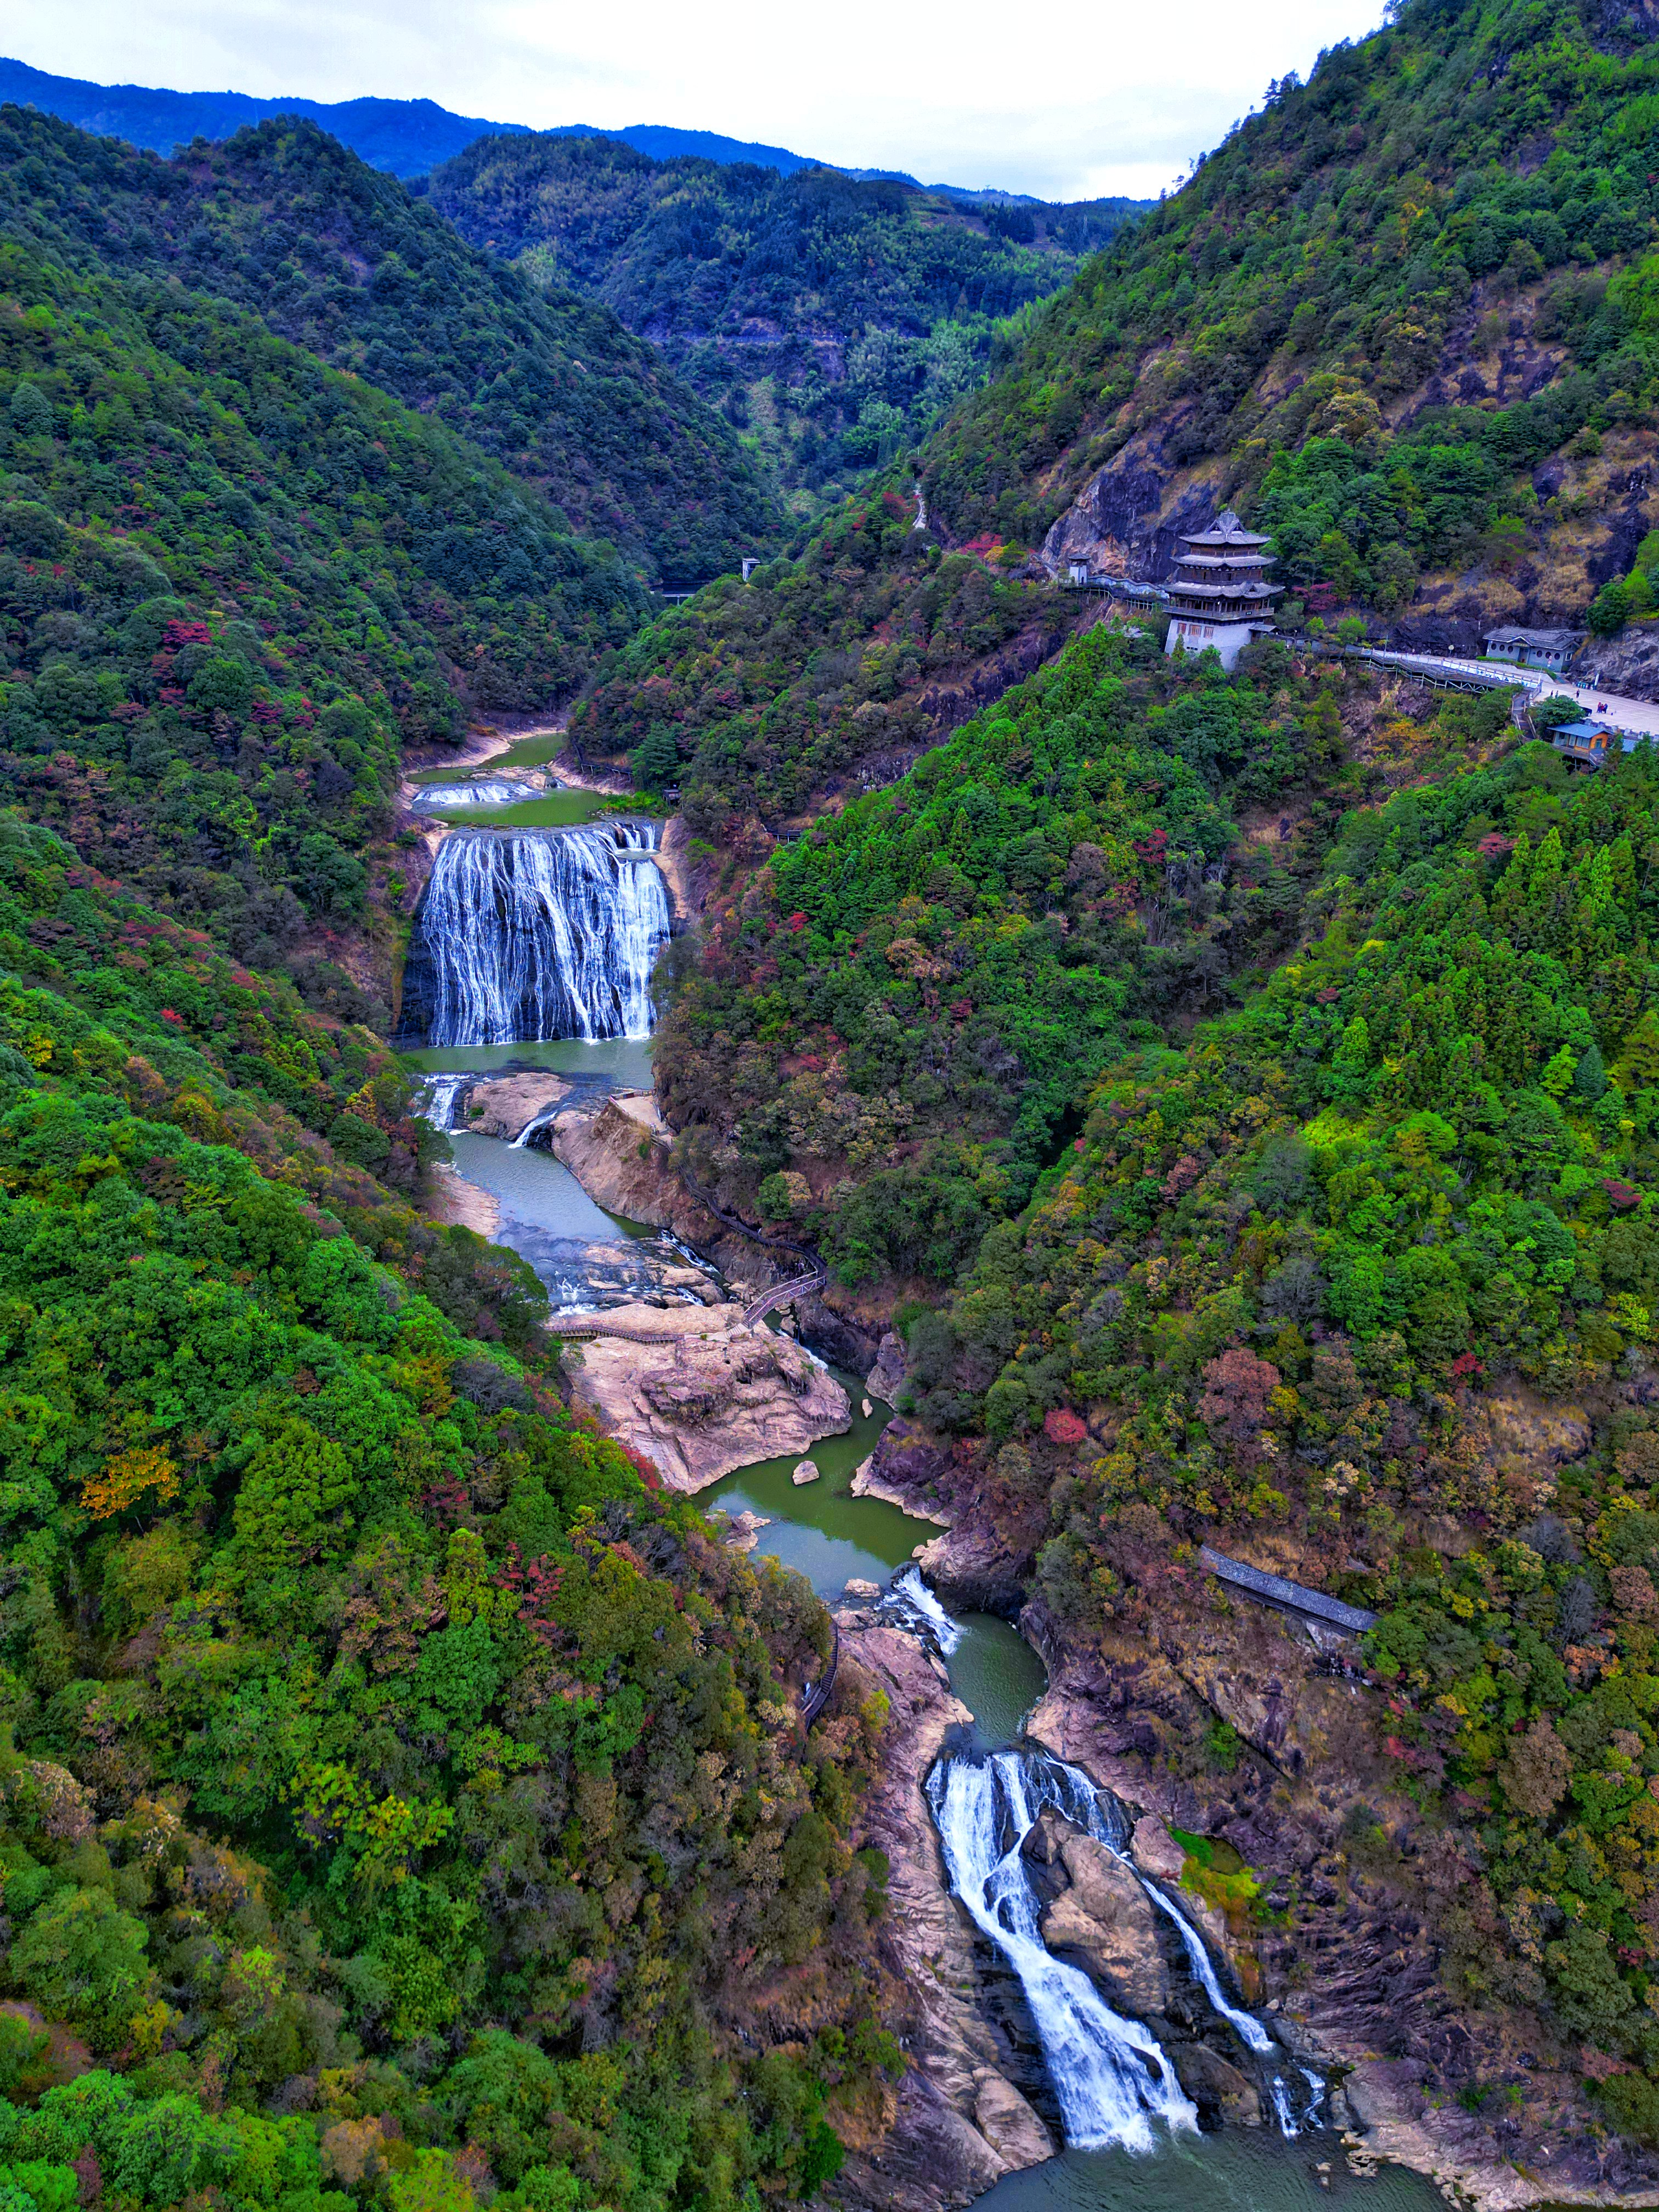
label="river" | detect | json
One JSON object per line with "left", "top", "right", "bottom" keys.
{"left": 398, "top": 800, "right": 1443, "bottom": 2212}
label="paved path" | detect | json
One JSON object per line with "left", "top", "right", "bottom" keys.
{"left": 1346, "top": 645, "right": 1659, "bottom": 738}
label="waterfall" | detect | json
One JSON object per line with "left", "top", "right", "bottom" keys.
{"left": 889, "top": 1565, "right": 964, "bottom": 1652}
{"left": 511, "top": 1101, "right": 565, "bottom": 1152}
{"left": 415, "top": 1074, "right": 469, "bottom": 1131}
{"left": 412, "top": 778, "right": 527, "bottom": 810}
{"left": 401, "top": 823, "right": 670, "bottom": 1047}
{"left": 926, "top": 1752, "right": 1196, "bottom": 2154}
{"left": 1137, "top": 1875, "right": 1274, "bottom": 2053}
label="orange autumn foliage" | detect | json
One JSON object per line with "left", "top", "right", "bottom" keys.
{"left": 82, "top": 1446, "right": 180, "bottom": 1521}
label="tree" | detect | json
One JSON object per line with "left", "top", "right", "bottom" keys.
{"left": 1496, "top": 1718, "right": 1571, "bottom": 1818}
{"left": 12, "top": 1889, "right": 152, "bottom": 2049}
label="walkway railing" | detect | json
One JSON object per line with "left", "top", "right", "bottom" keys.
{"left": 741, "top": 1267, "right": 827, "bottom": 1326}
{"left": 800, "top": 1621, "right": 840, "bottom": 1729}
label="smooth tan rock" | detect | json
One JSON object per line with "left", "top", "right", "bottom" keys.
{"left": 426, "top": 1161, "right": 499, "bottom": 1237}
{"left": 792, "top": 1458, "right": 821, "bottom": 1486}
{"left": 560, "top": 1304, "right": 849, "bottom": 1490}
{"left": 1131, "top": 1814, "right": 1187, "bottom": 1884}
{"left": 458, "top": 1073, "right": 569, "bottom": 1141}
{"left": 971, "top": 2073, "right": 1052, "bottom": 2166}
{"left": 843, "top": 1578, "right": 882, "bottom": 1601}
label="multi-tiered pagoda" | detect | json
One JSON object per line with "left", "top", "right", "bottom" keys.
{"left": 1163, "top": 509, "right": 1282, "bottom": 671}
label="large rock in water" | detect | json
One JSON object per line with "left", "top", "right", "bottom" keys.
{"left": 455, "top": 1073, "right": 569, "bottom": 1141}
{"left": 1035, "top": 1827, "right": 1171, "bottom": 2016}
{"left": 558, "top": 1304, "right": 849, "bottom": 1490}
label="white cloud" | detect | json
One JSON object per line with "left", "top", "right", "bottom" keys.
{"left": 13, "top": 0, "right": 1385, "bottom": 199}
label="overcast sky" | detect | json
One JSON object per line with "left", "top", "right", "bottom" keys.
{"left": 13, "top": 0, "right": 1386, "bottom": 200}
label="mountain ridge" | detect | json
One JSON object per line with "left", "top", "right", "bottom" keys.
{"left": 0, "top": 55, "right": 1092, "bottom": 201}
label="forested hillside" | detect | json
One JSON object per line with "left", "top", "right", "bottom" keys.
{"left": 0, "top": 187, "right": 650, "bottom": 980}
{"left": 0, "top": 815, "right": 896, "bottom": 2206}
{"left": 902, "top": 707, "right": 1659, "bottom": 2143}
{"left": 428, "top": 134, "right": 1143, "bottom": 515}
{"left": 0, "top": 108, "right": 780, "bottom": 582}
{"left": 926, "top": 0, "right": 1659, "bottom": 641}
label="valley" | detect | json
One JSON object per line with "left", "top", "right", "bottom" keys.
{"left": 10, "top": 0, "right": 1659, "bottom": 2203}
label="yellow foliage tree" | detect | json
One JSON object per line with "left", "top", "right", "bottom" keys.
{"left": 82, "top": 1446, "right": 180, "bottom": 1521}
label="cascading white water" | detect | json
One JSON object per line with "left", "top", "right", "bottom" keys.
{"left": 927, "top": 1752, "right": 1197, "bottom": 2154}
{"left": 413, "top": 778, "right": 528, "bottom": 810}
{"left": 415, "top": 1074, "right": 469, "bottom": 1131}
{"left": 511, "top": 1102, "right": 566, "bottom": 1152}
{"left": 404, "top": 823, "right": 669, "bottom": 1047}
{"left": 889, "top": 1564, "right": 964, "bottom": 1652}
{"left": 1137, "top": 1875, "right": 1274, "bottom": 2053}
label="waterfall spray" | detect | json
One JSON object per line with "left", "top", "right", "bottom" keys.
{"left": 402, "top": 823, "right": 669, "bottom": 1047}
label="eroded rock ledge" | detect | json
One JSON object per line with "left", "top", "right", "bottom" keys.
{"left": 558, "top": 1303, "right": 850, "bottom": 1489}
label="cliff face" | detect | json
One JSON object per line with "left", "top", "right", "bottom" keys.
{"left": 1020, "top": 1594, "right": 1659, "bottom": 2208}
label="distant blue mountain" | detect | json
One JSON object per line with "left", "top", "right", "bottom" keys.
{"left": 0, "top": 54, "right": 1057, "bottom": 200}
{"left": 0, "top": 57, "right": 532, "bottom": 176}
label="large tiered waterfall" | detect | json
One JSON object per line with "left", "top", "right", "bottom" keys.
{"left": 927, "top": 1747, "right": 1310, "bottom": 2155}
{"left": 400, "top": 823, "right": 670, "bottom": 1046}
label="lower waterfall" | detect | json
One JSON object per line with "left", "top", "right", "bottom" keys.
{"left": 927, "top": 1752, "right": 1197, "bottom": 2154}
{"left": 927, "top": 1745, "right": 1308, "bottom": 2155}
{"left": 400, "top": 822, "right": 669, "bottom": 1046}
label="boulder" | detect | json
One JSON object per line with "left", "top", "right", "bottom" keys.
{"left": 714, "top": 1509, "right": 770, "bottom": 1554}
{"left": 457, "top": 1073, "right": 570, "bottom": 1142}
{"left": 1170, "top": 2042, "right": 1261, "bottom": 2126}
{"left": 843, "top": 1578, "right": 882, "bottom": 1601}
{"left": 970, "top": 2073, "right": 1052, "bottom": 2166}
{"left": 1039, "top": 1834, "right": 1171, "bottom": 2015}
{"left": 1131, "top": 1814, "right": 1187, "bottom": 1884}
{"left": 792, "top": 1459, "right": 821, "bottom": 1486}
{"left": 916, "top": 1522, "right": 1027, "bottom": 1613}
{"left": 866, "top": 1329, "right": 908, "bottom": 1404}
{"left": 1019, "top": 1805, "right": 1080, "bottom": 1867}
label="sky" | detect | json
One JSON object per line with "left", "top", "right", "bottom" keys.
{"left": 11, "top": 0, "right": 1387, "bottom": 201}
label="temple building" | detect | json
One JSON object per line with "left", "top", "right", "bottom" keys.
{"left": 1163, "top": 510, "right": 1282, "bottom": 671}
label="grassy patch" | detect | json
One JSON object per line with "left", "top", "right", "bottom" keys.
{"left": 1170, "top": 1827, "right": 1266, "bottom": 1927}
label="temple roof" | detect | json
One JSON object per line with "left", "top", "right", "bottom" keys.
{"left": 1176, "top": 507, "right": 1272, "bottom": 549}
{"left": 1173, "top": 550, "right": 1273, "bottom": 568}
{"left": 1168, "top": 580, "right": 1283, "bottom": 601}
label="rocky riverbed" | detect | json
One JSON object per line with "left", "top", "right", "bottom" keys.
{"left": 558, "top": 1302, "right": 852, "bottom": 1489}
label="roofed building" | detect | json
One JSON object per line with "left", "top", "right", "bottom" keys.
{"left": 1483, "top": 626, "right": 1584, "bottom": 672}
{"left": 1164, "top": 510, "right": 1283, "bottom": 672}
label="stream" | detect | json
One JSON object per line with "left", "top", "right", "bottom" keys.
{"left": 399, "top": 811, "right": 1443, "bottom": 2212}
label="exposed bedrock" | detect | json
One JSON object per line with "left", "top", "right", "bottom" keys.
{"left": 558, "top": 1303, "right": 849, "bottom": 1490}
